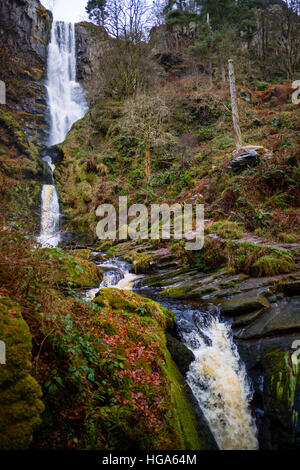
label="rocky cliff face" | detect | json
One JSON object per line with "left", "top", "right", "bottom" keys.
{"left": 0, "top": 0, "right": 52, "bottom": 229}
{"left": 0, "top": 0, "right": 52, "bottom": 143}
{"left": 75, "top": 21, "right": 111, "bottom": 103}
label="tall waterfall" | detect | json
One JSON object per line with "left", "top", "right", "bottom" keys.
{"left": 181, "top": 312, "right": 259, "bottom": 450}
{"left": 38, "top": 20, "right": 87, "bottom": 247}
{"left": 46, "top": 21, "right": 87, "bottom": 145}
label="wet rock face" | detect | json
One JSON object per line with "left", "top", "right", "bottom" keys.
{"left": 237, "top": 334, "right": 300, "bottom": 450}
{"left": 75, "top": 22, "right": 111, "bottom": 100}
{"left": 0, "top": 0, "right": 50, "bottom": 62}
{"left": 0, "top": 0, "right": 52, "bottom": 143}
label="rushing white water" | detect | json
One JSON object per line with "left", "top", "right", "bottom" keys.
{"left": 46, "top": 21, "right": 87, "bottom": 145}
{"left": 181, "top": 312, "right": 259, "bottom": 450}
{"left": 37, "top": 157, "right": 60, "bottom": 247}
{"left": 84, "top": 257, "right": 142, "bottom": 301}
{"left": 83, "top": 255, "right": 258, "bottom": 450}
{"left": 38, "top": 20, "right": 88, "bottom": 247}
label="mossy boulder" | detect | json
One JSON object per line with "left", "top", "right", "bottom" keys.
{"left": 226, "top": 241, "right": 297, "bottom": 277}
{"left": 33, "top": 248, "right": 103, "bottom": 288}
{"left": 132, "top": 252, "right": 154, "bottom": 274}
{"left": 207, "top": 220, "right": 245, "bottom": 239}
{"left": 0, "top": 296, "right": 44, "bottom": 450}
{"left": 251, "top": 255, "right": 297, "bottom": 277}
{"left": 70, "top": 249, "right": 92, "bottom": 260}
{"left": 94, "top": 288, "right": 175, "bottom": 330}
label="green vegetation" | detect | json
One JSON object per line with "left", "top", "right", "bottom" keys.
{"left": 263, "top": 349, "right": 300, "bottom": 449}
{"left": 226, "top": 241, "right": 297, "bottom": 277}
{"left": 207, "top": 220, "right": 245, "bottom": 239}
{"left": 0, "top": 227, "right": 210, "bottom": 450}
{"left": 0, "top": 296, "right": 44, "bottom": 450}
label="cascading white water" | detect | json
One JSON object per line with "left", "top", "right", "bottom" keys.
{"left": 181, "top": 312, "right": 259, "bottom": 450}
{"left": 83, "top": 254, "right": 258, "bottom": 450}
{"left": 37, "top": 157, "right": 60, "bottom": 247}
{"left": 84, "top": 257, "right": 142, "bottom": 301}
{"left": 46, "top": 21, "right": 87, "bottom": 145}
{"left": 38, "top": 20, "right": 88, "bottom": 247}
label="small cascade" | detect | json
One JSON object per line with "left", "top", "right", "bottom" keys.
{"left": 37, "top": 157, "right": 60, "bottom": 247}
{"left": 38, "top": 19, "right": 88, "bottom": 247}
{"left": 181, "top": 311, "right": 259, "bottom": 450}
{"left": 82, "top": 254, "right": 258, "bottom": 450}
{"left": 83, "top": 257, "right": 142, "bottom": 301}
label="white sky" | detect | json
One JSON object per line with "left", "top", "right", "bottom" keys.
{"left": 41, "top": 0, "right": 88, "bottom": 23}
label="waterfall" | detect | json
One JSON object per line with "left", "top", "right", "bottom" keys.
{"left": 38, "top": 20, "right": 88, "bottom": 247}
{"left": 181, "top": 311, "right": 259, "bottom": 450}
{"left": 37, "top": 157, "right": 60, "bottom": 247}
{"left": 46, "top": 21, "right": 87, "bottom": 145}
{"left": 83, "top": 257, "right": 142, "bottom": 301}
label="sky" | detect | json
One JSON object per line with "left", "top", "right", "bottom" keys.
{"left": 41, "top": 0, "right": 89, "bottom": 23}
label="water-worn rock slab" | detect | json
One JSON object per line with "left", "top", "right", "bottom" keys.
{"left": 220, "top": 293, "right": 270, "bottom": 316}
{"left": 236, "top": 297, "right": 300, "bottom": 339}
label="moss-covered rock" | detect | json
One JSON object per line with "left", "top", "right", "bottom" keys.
{"left": 33, "top": 248, "right": 103, "bottom": 288}
{"left": 226, "top": 241, "right": 297, "bottom": 277}
{"left": 262, "top": 348, "right": 300, "bottom": 449}
{"left": 132, "top": 252, "right": 154, "bottom": 274}
{"left": 0, "top": 296, "right": 44, "bottom": 450}
{"left": 251, "top": 255, "right": 297, "bottom": 277}
{"left": 70, "top": 248, "right": 92, "bottom": 260}
{"left": 94, "top": 288, "right": 175, "bottom": 330}
{"left": 207, "top": 220, "right": 245, "bottom": 239}
{"left": 166, "top": 333, "right": 195, "bottom": 376}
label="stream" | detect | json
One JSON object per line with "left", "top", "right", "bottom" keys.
{"left": 37, "top": 16, "right": 259, "bottom": 451}
{"left": 83, "top": 254, "right": 259, "bottom": 451}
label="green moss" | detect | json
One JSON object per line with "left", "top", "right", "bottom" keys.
{"left": 0, "top": 296, "right": 44, "bottom": 450}
{"left": 163, "top": 351, "right": 210, "bottom": 450}
{"left": 161, "top": 284, "right": 194, "bottom": 299}
{"left": 263, "top": 349, "right": 300, "bottom": 449}
{"left": 207, "top": 220, "right": 245, "bottom": 239}
{"left": 0, "top": 109, "right": 39, "bottom": 165}
{"left": 132, "top": 251, "right": 153, "bottom": 274}
{"left": 277, "top": 233, "right": 298, "bottom": 243}
{"left": 70, "top": 249, "right": 92, "bottom": 260}
{"left": 226, "top": 241, "right": 297, "bottom": 277}
{"left": 251, "top": 255, "right": 297, "bottom": 277}
{"left": 94, "top": 288, "right": 175, "bottom": 330}
{"left": 34, "top": 248, "right": 103, "bottom": 288}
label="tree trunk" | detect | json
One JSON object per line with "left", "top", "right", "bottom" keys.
{"left": 228, "top": 59, "right": 242, "bottom": 152}
{"left": 145, "top": 141, "right": 151, "bottom": 184}
{"left": 220, "top": 54, "right": 226, "bottom": 84}
{"left": 208, "top": 54, "right": 213, "bottom": 90}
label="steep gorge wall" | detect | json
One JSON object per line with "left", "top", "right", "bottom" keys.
{"left": 0, "top": 0, "right": 52, "bottom": 142}
{"left": 75, "top": 21, "right": 112, "bottom": 104}
{"left": 0, "top": 0, "right": 52, "bottom": 229}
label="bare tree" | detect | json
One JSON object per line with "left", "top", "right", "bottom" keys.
{"left": 104, "top": 0, "right": 150, "bottom": 41}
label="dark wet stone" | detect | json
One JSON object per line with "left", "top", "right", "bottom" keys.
{"left": 236, "top": 297, "right": 300, "bottom": 339}
{"left": 166, "top": 333, "right": 195, "bottom": 376}
{"left": 228, "top": 150, "right": 260, "bottom": 171}
{"left": 220, "top": 293, "right": 270, "bottom": 317}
